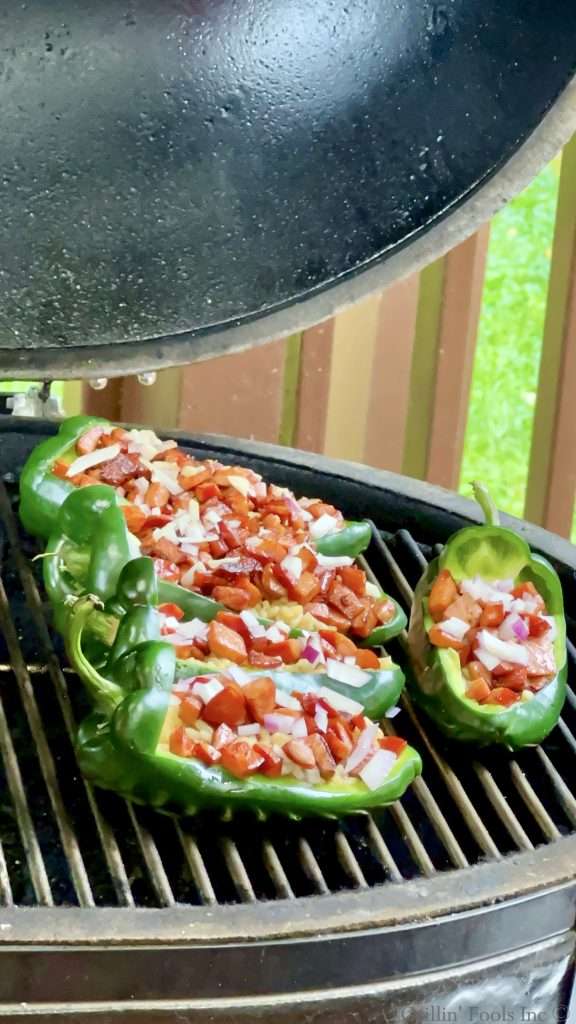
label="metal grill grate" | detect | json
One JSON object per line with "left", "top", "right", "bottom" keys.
{"left": 0, "top": 478, "right": 575, "bottom": 911}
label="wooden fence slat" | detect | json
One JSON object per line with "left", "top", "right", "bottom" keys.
{"left": 119, "top": 370, "right": 182, "bottom": 431}
{"left": 525, "top": 137, "right": 576, "bottom": 538}
{"left": 278, "top": 334, "right": 303, "bottom": 447}
{"left": 363, "top": 276, "right": 420, "bottom": 473}
{"left": 294, "top": 321, "right": 335, "bottom": 453}
{"left": 427, "top": 225, "right": 490, "bottom": 489}
{"left": 82, "top": 379, "right": 123, "bottom": 421}
{"left": 401, "top": 228, "right": 489, "bottom": 487}
{"left": 323, "top": 295, "right": 381, "bottom": 462}
{"left": 176, "top": 341, "right": 288, "bottom": 443}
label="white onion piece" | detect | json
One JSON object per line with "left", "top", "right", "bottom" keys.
{"left": 132, "top": 476, "right": 149, "bottom": 496}
{"left": 274, "top": 690, "right": 301, "bottom": 711}
{"left": 142, "top": 459, "right": 182, "bottom": 496}
{"left": 326, "top": 659, "right": 370, "bottom": 689}
{"left": 180, "top": 465, "right": 206, "bottom": 480}
{"left": 180, "top": 565, "right": 199, "bottom": 588}
{"left": 314, "top": 705, "right": 329, "bottom": 734}
{"left": 385, "top": 706, "right": 401, "bottom": 719}
{"left": 460, "top": 577, "right": 513, "bottom": 610}
{"left": 227, "top": 475, "right": 253, "bottom": 497}
{"left": 265, "top": 625, "right": 286, "bottom": 644}
{"left": 281, "top": 555, "right": 303, "bottom": 581}
{"left": 499, "top": 613, "right": 522, "bottom": 642}
{"left": 439, "top": 617, "right": 470, "bottom": 641}
{"left": 262, "top": 712, "right": 297, "bottom": 734}
{"left": 203, "top": 508, "right": 223, "bottom": 526}
{"left": 494, "top": 579, "right": 515, "bottom": 593}
{"left": 474, "top": 647, "right": 500, "bottom": 671}
{"left": 226, "top": 665, "right": 253, "bottom": 686}
{"left": 292, "top": 717, "right": 308, "bottom": 738}
{"left": 240, "top": 610, "right": 267, "bottom": 639}
{"left": 476, "top": 630, "right": 528, "bottom": 666}
{"left": 309, "top": 514, "right": 339, "bottom": 540}
{"left": 542, "top": 616, "right": 557, "bottom": 640}
{"left": 319, "top": 687, "right": 363, "bottom": 716}
{"left": 173, "top": 678, "right": 193, "bottom": 693}
{"left": 315, "top": 554, "right": 354, "bottom": 569}
{"left": 238, "top": 723, "right": 261, "bottom": 737}
{"left": 345, "top": 723, "right": 379, "bottom": 775}
{"left": 365, "top": 581, "right": 382, "bottom": 599}
{"left": 66, "top": 443, "right": 122, "bottom": 477}
{"left": 174, "top": 619, "right": 209, "bottom": 642}
{"left": 359, "top": 749, "right": 396, "bottom": 790}
{"left": 192, "top": 679, "right": 224, "bottom": 704}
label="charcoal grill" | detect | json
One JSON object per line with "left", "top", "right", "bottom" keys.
{"left": 0, "top": 419, "right": 574, "bottom": 1022}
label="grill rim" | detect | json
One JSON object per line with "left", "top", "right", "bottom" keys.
{"left": 1, "top": 418, "right": 575, "bottom": 953}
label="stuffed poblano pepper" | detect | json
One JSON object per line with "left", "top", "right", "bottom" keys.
{"left": 407, "top": 483, "right": 567, "bottom": 749}
{"left": 68, "top": 597, "right": 421, "bottom": 818}
{"left": 25, "top": 416, "right": 404, "bottom": 646}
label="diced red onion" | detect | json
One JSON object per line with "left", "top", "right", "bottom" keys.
{"left": 476, "top": 629, "right": 528, "bottom": 666}
{"left": 345, "top": 723, "right": 379, "bottom": 775}
{"left": 326, "top": 659, "right": 370, "bottom": 688}
{"left": 512, "top": 617, "right": 530, "bottom": 641}
{"left": 292, "top": 717, "right": 308, "bottom": 738}
{"left": 499, "top": 613, "right": 523, "bottom": 642}
{"left": 319, "top": 687, "right": 363, "bottom": 716}
{"left": 238, "top": 723, "right": 261, "bottom": 737}
{"left": 240, "top": 610, "right": 267, "bottom": 639}
{"left": 314, "top": 705, "right": 329, "bottom": 734}
{"left": 301, "top": 636, "right": 325, "bottom": 666}
{"left": 262, "top": 712, "right": 297, "bottom": 734}
{"left": 66, "top": 443, "right": 122, "bottom": 478}
{"left": 359, "top": 749, "right": 396, "bottom": 790}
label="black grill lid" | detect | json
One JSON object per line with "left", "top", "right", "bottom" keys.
{"left": 1, "top": 0, "right": 575, "bottom": 378}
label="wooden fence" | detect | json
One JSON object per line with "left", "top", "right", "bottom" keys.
{"left": 82, "top": 137, "right": 576, "bottom": 541}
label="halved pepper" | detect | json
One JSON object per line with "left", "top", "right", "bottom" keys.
{"left": 67, "top": 598, "right": 421, "bottom": 818}
{"left": 407, "top": 483, "right": 567, "bottom": 749}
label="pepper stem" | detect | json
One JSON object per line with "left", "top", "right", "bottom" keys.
{"left": 66, "top": 597, "right": 125, "bottom": 715}
{"left": 472, "top": 481, "right": 500, "bottom": 527}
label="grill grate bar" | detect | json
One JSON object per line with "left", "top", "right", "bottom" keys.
{"left": 388, "top": 800, "right": 435, "bottom": 877}
{"left": 472, "top": 763, "right": 533, "bottom": 850}
{"left": 536, "top": 748, "right": 576, "bottom": 827}
{"left": 0, "top": 577, "right": 95, "bottom": 907}
{"left": 262, "top": 840, "right": 295, "bottom": 900}
{"left": 0, "top": 691, "right": 53, "bottom": 904}
{"left": 508, "top": 763, "right": 561, "bottom": 842}
{"left": 297, "top": 838, "right": 329, "bottom": 894}
{"left": 176, "top": 825, "right": 217, "bottom": 905}
{"left": 557, "top": 718, "right": 576, "bottom": 756}
{"left": 127, "top": 806, "right": 175, "bottom": 907}
{"left": 365, "top": 816, "right": 403, "bottom": 881}
{"left": 335, "top": 830, "right": 368, "bottom": 888}
{"left": 0, "top": 838, "right": 12, "bottom": 907}
{"left": 220, "top": 838, "right": 256, "bottom": 902}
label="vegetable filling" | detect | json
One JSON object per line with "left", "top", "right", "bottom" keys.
{"left": 166, "top": 670, "right": 408, "bottom": 788}
{"left": 427, "top": 570, "right": 556, "bottom": 706}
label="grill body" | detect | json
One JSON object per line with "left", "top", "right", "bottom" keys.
{"left": 0, "top": 420, "right": 574, "bottom": 1021}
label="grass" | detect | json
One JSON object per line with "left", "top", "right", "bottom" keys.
{"left": 458, "top": 160, "right": 561, "bottom": 520}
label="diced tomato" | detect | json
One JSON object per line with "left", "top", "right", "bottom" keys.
{"left": 153, "top": 537, "right": 187, "bottom": 565}
{"left": 304, "top": 714, "right": 319, "bottom": 735}
{"left": 466, "top": 679, "right": 492, "bottom": 703}
{"left": 306, "top": 734, "right": 336, "bottom": 779}
{"left": 122, "top": 505, "right": 147, "bottom": 534}
{"left": 351, "top": 603, "right": 378, "bottom": 638}
{"left": 526, "top": 614, "right": 551, "bottom": 638}
{"left": 235, "top": 577, "right": 261, "bottom": 606}
{"left": 355, "top": 648, "right": 380, "bottom": 670}
{"left": 309, "top": 502, "right": 338, "bottom": 520}
{"left": 212, "top": 585, "right": 252, "bottom": 612}
{"left": 76, "top": 426, "right": 105, "bottom": 454}
{"left": 262, "top": 513, "right": 281, "bottom": 529}
{"left": 486, "top": 687, "right": 520, "bottom": 707}
{"left": 260, "top": 563, "right": 287, "bottom": 600}
{"left": 153, "top": 559, "right": 181, "bottom": 583}
{"left": 243, "top": 676, "right": 276, "bottom": 720}
{"left": 479, "top": 602, "right": 506, "bottom": 628}
{"left": 528, "top": 675, "right": 552, "bottom": 692}
{"left": 525, "top": 640, "right": 556, "bottom": 677}
{"left": 207, "top": 621, "right": 248, "bottom": 664}
{"left": 304, "top": 602, "right": 351, "bottom": 632}
{"left": 146, "top": 482, "right": 171, "bottom": 509}
{"left": 512, "top": 581, "right": 545, "bottom": 613}
{"left": 465, "top": 659, "right": 492, "bottom": 685}
{"left": 428, "top": 625, "right": 465, "bottom": 652}
{"left": 283, "top": 739, "right": 316, "bottom": 770}
{"left": 53, "top": 458, "right": 71, "bottom": 479}
{"left": 330, "top": 632, "right": 358, "bottom": 658}
{"left": 142, "top": 514, "right": 173, "bottom": 530}
{"left": 351, "top": 713, "right": 367, "bottom": 731}
{"left": 258, "top": 637, "right": 302, "bottom": 664}
{"left": 215, "top": 610, "right": 251, "bottom": 644}
{"left": 155, "top": 447, "right": 188, "bottom": 465}
{"left": 192, "top": 741, "right": 221, "bottom": 765}
{"left": 71, "top": 471, "right": 101, "bottom": 487}
{"left": 340, "top": 566, "right": 366, "bottom": 597}
{"left": 248, "top": 651, "right": 283, "bottom": 668}
{"left": 428, "top": 569, "right": 459, "bottom": 622}
{"left": 379, "top": 736, "right": 407, "bottom": 756}
{"left": 253, "top": 743, "right": 283, "bottom": 777}
{"left": 326, "top": 721, "right": 353, "bottom": 762}
{"left": 375, "top": 598, "right": 396, "bottom": 625}
{"left": 203, "top": 683, "right": 247, "bottom": 727}
{"left": 492, "top": 661, "right": 516, "bottom": 677}
{"left": 328, "top": 580, "right": 365, "bottom": 621}
{"left": 298, "top": 546, "right": 318, "bottom": 571}
{"left": 176, "top": 644, "right": 205, "bottom": 660}
{"left": 179, "top": 467, "right": 211, "bottom": 491}
{"left": 158, "top": 603, "right": 184, "bottom": 620}
{"left": 213, "top": 723, "right": 236, "bottom": 750}
{"left": 292, "top": 571, "right": 321, "bottom": 605}
{"left": 210, "top": 539, "right": 229, "bottom": 559}
{"left": 317, "top": 569, "right": 337, "bottom": 596}
{"left": 219, "top": 520, "right": 244, "bottom": 550}
{"left": 169, "top": 725, "right": 195, "bottom": 757}
{"left": 251, "top": 538, "right": 288, "bottom": 564}
{"left": 263, "top": 499, "right": 292, "bottom": 522}
{"left": 196, "top": 481, "right": 222, "bottom": 502}
{"left": 220, "top": 740, "right": 264, "bottom": 778}
{"left": 444, "top": 594, "right": 482, "bottom": 626}
{"left": 496, "top": 666, "right": 528, "bottom": 692}
{"left": 178, "top": 695, "right": 203, "bottom": 725}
